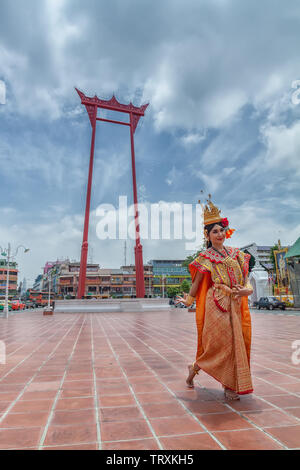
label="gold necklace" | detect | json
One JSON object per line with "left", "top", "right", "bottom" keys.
{"left": 211, "top": 247, "right": 237, "bottom": 268}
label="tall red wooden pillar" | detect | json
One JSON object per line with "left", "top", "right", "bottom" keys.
{"left": 130, "top": 112, "right": 145, "bottom": 298}
{"left": 77, "top": 104, "right": 97, "bottom": 299}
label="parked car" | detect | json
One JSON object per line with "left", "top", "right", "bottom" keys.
{"left": 256, "top": 296, "right": 286, "bottom": 310}
{"left": 0, "top": 300, "right": 12, "bottom": 311}
{"left": 11, "top": 300, "right": 26, "bottom": 310}
{"left": 25, "top": 301, "right": 36, "bottom": 309}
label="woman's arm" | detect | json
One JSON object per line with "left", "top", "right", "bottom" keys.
{"left": 190, "top": 271, "right": 204, "bottom": 296}
{"left": 232, "top": 277, "right": 253, "bottom": 298}
{"left": 175, "top": 271, "right": 203, "bottom": 306}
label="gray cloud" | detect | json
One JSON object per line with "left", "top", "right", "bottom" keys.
{"left": 1, "top": 0, "right": 300, "bottom": 127}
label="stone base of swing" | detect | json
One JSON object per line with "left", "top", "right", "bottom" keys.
{"left": 53, "top": 298, "right": 171, "bottom": 313}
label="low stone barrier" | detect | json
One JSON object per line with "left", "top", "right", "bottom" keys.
{"left": 54, "top": 298, "right": 171, "bottom": 313}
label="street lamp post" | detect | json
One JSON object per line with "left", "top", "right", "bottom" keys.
{"left": 0, "top": 244, "right": 29, "bottom": 319}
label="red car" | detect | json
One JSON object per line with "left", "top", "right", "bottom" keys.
{"left": 11, "top": 300, "right": 26, "bottom": 310}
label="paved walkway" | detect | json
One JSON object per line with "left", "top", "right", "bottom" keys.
{"left": 0, "top": 309, "right": 300, "bottom": 450}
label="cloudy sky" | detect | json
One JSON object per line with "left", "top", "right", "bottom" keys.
{"left": 0, "top": 0, "right": 300, "bottom": 285}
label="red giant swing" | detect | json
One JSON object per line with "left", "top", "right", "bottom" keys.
{"left": 75, "top": 88, "right": 149, "bottom": 299}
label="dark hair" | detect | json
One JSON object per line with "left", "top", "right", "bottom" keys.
{"left": 205, "top": 222, "right": 224, "bottom": 248}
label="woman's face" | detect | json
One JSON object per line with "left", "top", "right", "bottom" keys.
{"left": 208, "top": 224, "right": 226, "bottom": 245}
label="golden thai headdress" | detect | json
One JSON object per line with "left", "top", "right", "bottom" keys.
{"left": 198, "top": 192, "right": 235, "bottom": 239}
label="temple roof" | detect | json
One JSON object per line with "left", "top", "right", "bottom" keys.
{"left": 285, "top": 237, "right": 300, "bottom": 258}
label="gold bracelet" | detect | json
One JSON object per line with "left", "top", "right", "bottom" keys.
{"left": 245, "top": 280, "right": 253, "bottom": 294}
{"left": 186, "top": 295, "right": 195, "bottom": 306}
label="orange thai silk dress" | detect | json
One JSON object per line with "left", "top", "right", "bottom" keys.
{"left": 189, "top": 246, "right": 253, "bottom": 395}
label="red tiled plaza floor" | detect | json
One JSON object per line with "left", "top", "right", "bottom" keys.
{"left": 0, "top": 309, "right": 299, "bottom": 450}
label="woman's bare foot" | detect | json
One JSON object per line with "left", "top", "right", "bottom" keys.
{"left": 224, "top": 387, "right": 240, "bottom": 400}
{"left": 186, "top": 363, "right": 200, "bottom": 388}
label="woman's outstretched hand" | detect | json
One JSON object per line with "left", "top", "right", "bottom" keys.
{"left": 175, "top": 293, "right": 189, "bottom": 306}
{"left": 232, "top": 284, "right": 253, "bottom": 298}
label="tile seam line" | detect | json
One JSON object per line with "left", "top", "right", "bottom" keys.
{"left": 2, "top": 326, "right": 60, "bottom": 358}
{"left": 154, "top": 349, "right": 292, "bottom": 447}
{"left": 38, "top": 315, "right": 87, "bottom": 449}
{"left": 95, "top": 315, "right": 164, "bottom": 450}
{"left": 132, "top": 318, "right": 300, "bottom": 374}
{"left": 102, "top": 317, "right": 227, "bottom": 451}
{"left": 0, "top": 317, "right": 71, "bottom": 361}
{"left": 109, "top": 317, "right": 288, "bottom": 450}
{"left": 250, "top": 380, "right": 300, "bottom": 425}
{"left": 251, "top": 360, "right": 300, "bottom": 383}
{"left": 0, "top": 315, "right": 84, "bottom": 430}
{"left": 253, "top": 375, "right": 300, "bottom": 398}
{"left": 254, "top": 360, "right": 300, "bottom": 373}
{"left": 134, "top": 314, "right": 300, "bottom": 351}
{"left": 135, "top": 322, "right": 296, "bottom": 357}
{"left": 117, "top": 317, "right": 300, "bottom": 411}
{"left": 115, "top": 317, "right": 197, "bottom": 373}
{"left": 90, "top": 315, "right": 102, "bottom": 450}
{"left": 118, "top": 318, "right": 194, "bottom": 359}
{"left": 0, "top": 317, "right": 74, "bottom": 382}
{"left": 0, "top": 314, "right": 67, "bottom": 348}
{"left": 0, "top": 420, "right": 254, "bottom": 433}
{"left": 3, "top": 317, "right": 76, "bottom": 357}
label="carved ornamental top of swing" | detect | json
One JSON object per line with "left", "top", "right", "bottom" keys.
{"left": 75, "top": 88, "right": 148, "bottom": 115}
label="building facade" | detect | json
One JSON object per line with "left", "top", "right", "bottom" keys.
{"left": 0, "top": 259, "right": 18, "bottom": 299}
{"left": 32, "top": 274, "right": 43, "bottom": 291}
{"left": 42, "top": 261, "right": 153, "bottom": 299}
{"left": 149, "top": 260, "right": 190, "bottom": 297}
{"left": 36, "top": 258, "right": 191, "bottom": 299}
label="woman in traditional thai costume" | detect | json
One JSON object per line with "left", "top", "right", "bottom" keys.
{"left": 176, "top": 197, "right": 253, "bottom": 400}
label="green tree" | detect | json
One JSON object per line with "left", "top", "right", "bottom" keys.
{"left": 180, "top": 279, "right": 191, "bottom": 293}
{"left": 167, "top": 286, "right": 182, "bottom": 298}
{"left": 181, "top": 250, "right": 201, "bottom": 270}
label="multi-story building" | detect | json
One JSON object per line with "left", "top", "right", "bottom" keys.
{"left": 42, "top": 261, "right": 100, "bottom": 298}
{"left": 32, "top": 274, "right": 43, "bottom": 291}
{"left": 37, "top": 258, "right": 191, "bottom": 299}
{"left": 148, "top": 259, "right": 190, "bottom": 297}
{"left": 0, "top": 259, "right": 18, "bottom": 299}
{"left": 41, "top": 261, "right": 153, "bottom": 299}
{"left": 121, "top": 264, "right": 153, "bottom": 297}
